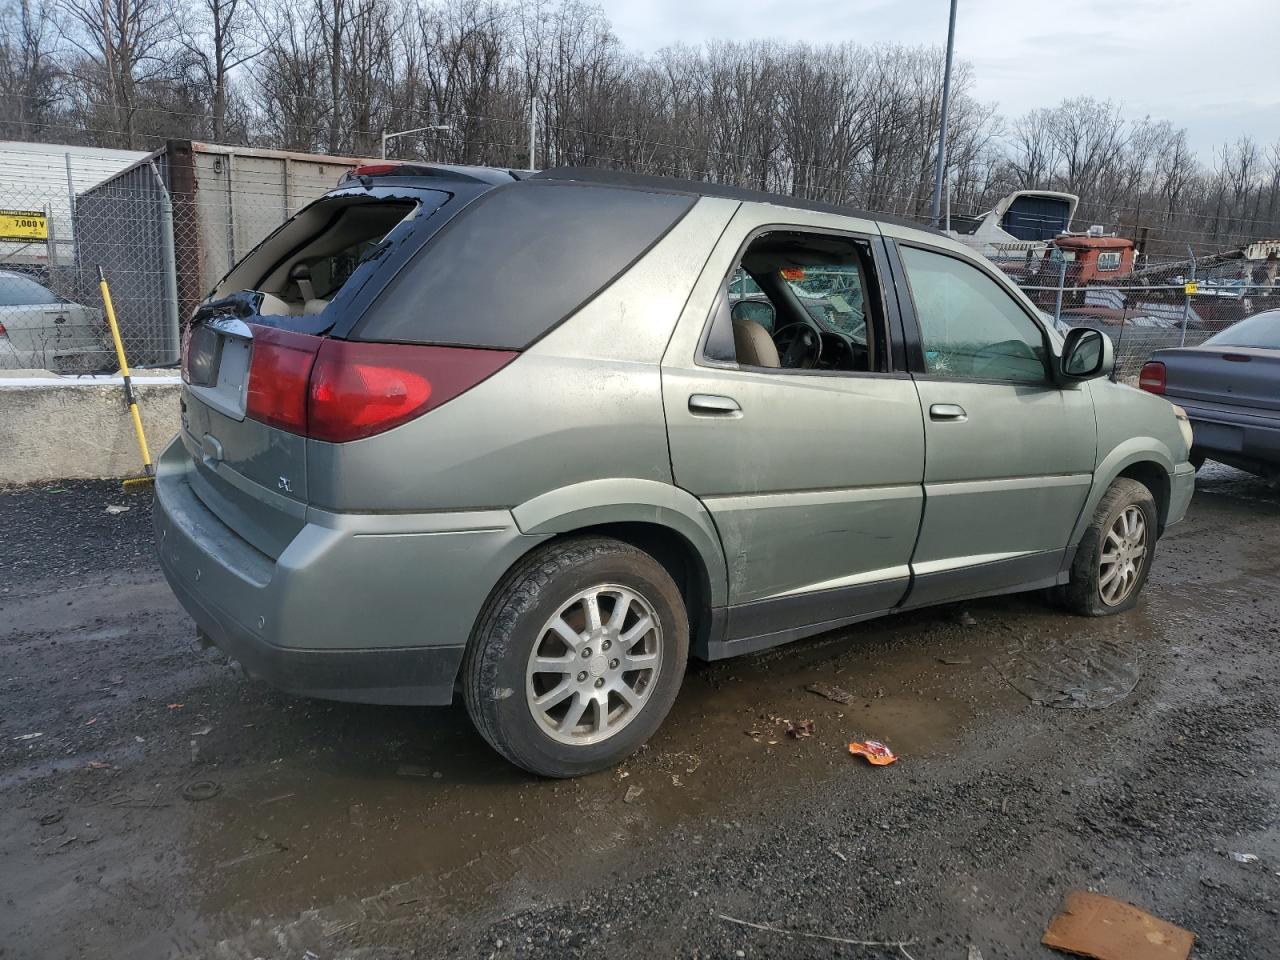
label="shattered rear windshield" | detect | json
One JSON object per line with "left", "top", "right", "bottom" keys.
{"left": 207, "top": 192, "right": 444, "bottom": 328}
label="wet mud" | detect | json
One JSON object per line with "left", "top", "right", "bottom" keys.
{"left": 1, "top": 466, "right": 1278, "bottom": 959}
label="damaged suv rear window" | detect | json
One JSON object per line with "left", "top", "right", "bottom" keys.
{"left": 352, "top": 181, "right": 695, "bottom": 349}
{"left": 209, "top": 192, "right": 442, "bottom": 325}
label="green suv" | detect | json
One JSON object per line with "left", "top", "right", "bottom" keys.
{"left": 154, "top": 165, "right": 1196, "bottom": 777}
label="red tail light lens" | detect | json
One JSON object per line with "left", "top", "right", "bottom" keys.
{"left": 243, "top": 326, "right": 514, "bottom": 442}
{"left": 1138, "top": 361, "right": 1166, "bottom": 394}
{"left": 246, "top": 327, "right": 322, "bottom": 433}
{"left": 0, "top": 322, "right": 7, "bottom": 337}
{"left": 307, "top": 341, "right": 515, "bottom": 442}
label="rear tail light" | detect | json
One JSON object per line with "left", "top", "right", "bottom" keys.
{"left": 1138, "top": 361, "right": 1165, "bottom": 394}
{"left": 244, "top": 325, "right": 514, "bottom": 442}
{"left": 0, "top": 322, "right": 7, "bottom": 337}
{"left": 246, "top": 327, "right": 321, "bottom": 433}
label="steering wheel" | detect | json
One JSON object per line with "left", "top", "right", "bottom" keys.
{"left": 772, "top": 322, "right": 822, "bottom": 369}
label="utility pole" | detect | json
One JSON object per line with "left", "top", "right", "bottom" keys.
{"left": 929, "top": 0, "right": 958, "bottom": 227}
{"left": 529, "top": 95, "right": 537, "bottom": 171}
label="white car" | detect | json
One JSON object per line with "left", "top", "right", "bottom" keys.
{"left": 0, "top": 270, "right": 106, "bottom": 372}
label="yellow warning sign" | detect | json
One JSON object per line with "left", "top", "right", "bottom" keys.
{"left": 1184, "top": 281, "right": 1199, "bottom": 295}
{"left": 0, "top": 209, "right": 47, "bottom": 243}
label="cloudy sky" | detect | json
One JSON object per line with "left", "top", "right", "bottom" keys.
{"left": 598, "top": 0, "right": 1280, "bottom": 160}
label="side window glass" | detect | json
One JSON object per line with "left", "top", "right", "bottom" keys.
{"left": 900, "top": 245, "right": 1048, "bottom": 383}
{"left": 708, "top": 232, "right": 882, "bottom": 374}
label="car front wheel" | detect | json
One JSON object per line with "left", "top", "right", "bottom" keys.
{"left": 1061, "top": 477, "right": 1158, "bottom": 616}
{"left": 462, "top": 536, "right": 689, "bottom": 777}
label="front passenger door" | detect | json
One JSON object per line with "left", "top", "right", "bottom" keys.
{"left": 891, "top": 242, "right": 1096, "bottom": 607}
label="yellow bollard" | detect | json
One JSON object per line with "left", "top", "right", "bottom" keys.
{"left": 97, "top": 266, "right": 154, "bottom": 487}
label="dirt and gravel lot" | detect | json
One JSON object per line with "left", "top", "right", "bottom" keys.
{"left": 1, "top": 466, "right": 1278, "bottom": 960}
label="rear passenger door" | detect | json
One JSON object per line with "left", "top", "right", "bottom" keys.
{"left": 887, "top": 240, "right": 1096, "bottom": 606}
{"left": 661, "top": 206, "right": 926, "bottom": 655}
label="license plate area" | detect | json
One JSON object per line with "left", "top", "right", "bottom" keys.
{"left": 186, "top": 324, "right": 223, "bottom": 386}
{"left": 1193, "top": 420, "right": 1244, "bottom": 453}
{"left": 187, "top": 317, "right": 254, "bottom": 421}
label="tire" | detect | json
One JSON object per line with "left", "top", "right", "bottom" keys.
{"left": 462, "top": 536, "right": 689, "bottom": 778}
{"left": 1061, "top": 477, "right": 1158, "bottom": 616}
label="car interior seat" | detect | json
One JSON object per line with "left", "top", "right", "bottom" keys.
{"left": 732, "top": 317, "right": 780, "bottom": 367}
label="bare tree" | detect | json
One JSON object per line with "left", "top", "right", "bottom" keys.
{"left": 178, "top": 0, "right": 258, "bottom": 142}
{"left": 57, "top": 0, "right": 178, "bottom": 148}
{"left": 0, "top": 0, "right": 61, "bottom": 138}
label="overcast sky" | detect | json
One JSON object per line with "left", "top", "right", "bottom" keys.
{"left": 598, "top": 0, "right": 1280, "bottom": 161}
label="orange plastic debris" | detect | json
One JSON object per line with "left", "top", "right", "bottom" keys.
{"left": 848, "top": 739, "right": 897, "bottom": 765}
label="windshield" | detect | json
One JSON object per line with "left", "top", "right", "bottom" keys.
{"left": 782, "top": 264, "right": 866, "bottom": 337}
{"left": 0, "top": 274, "right": 58, "bottom": 306}
{"left": 1204, "top": 310, "right": 1280, "bottom": 349}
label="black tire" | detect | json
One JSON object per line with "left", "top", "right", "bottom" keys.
{"left": 1061, "top": 477, "right": 1158, "bottom": 616}
{"left": 462, "top": 536, "right": 689, "bottom": 778}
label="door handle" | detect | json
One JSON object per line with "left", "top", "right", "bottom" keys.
{"left": 929, "top": 403, "right": 967, "bottom": 422}
{"left": 688, "top": 394, "right": 741, "bottom": 416}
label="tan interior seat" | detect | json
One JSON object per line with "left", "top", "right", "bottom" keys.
{"left": 732, "top": 317, "right": 780, "bottom": 367}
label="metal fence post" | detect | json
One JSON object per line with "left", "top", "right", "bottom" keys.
{"left": 64, "top": 153, "right": 78, "bottom": 284}
{"left": 1053, "top": 250, "right": 1067, "bottom": 324}
{"left": 1180, "top": 246, "right": 1196, "bottom": 348}
{"left": 148, "top": 161, "right": 181, "bottom": 365}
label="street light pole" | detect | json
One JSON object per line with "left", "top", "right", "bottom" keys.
{"left": 529, "top": 96, "right": 537, "bottom": 171}
{"left": 929, "top": 0, "right": 958, "bottom": 228}
{"left": 380, "top": 123, "right": 455, "bottom": 160}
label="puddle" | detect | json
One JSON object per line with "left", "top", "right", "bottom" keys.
{"left": 174, "top": 604, "right": 1007, "bottom": 943}
{"left": 991, "top": 635, "right": 1139, "bottom": 708}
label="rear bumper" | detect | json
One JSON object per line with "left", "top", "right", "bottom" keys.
{"left": 1179, "top": 399, "right": 1280, "bottom": 469}
{"left": 153, "top": 438, "right": 547, "bottom": 705}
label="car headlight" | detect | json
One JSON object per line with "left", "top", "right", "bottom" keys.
{"left": 1170, "top": 403, "right": 1194, "bottom": 454}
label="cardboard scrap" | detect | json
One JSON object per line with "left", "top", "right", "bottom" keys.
{"left": 1042, "top": 890, "right": 1194, "bottom": 960}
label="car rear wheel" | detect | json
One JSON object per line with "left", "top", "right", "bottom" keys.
{"left": 462, "top": 536, "right": 689, "bottom": 777}
{"left": 1061, "top": 477, "right": 1158, "bottom": 616}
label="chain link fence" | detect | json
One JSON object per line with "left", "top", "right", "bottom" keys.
{"left": 0, "top": 141, "right": 360, "bottom": 374}
{"left": 993, "top": 249, "right": 1280, "bottom": 379}
{"left": 1, "top": 141, "right": 1277, "bottom": 379}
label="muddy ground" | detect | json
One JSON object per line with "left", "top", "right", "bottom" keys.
{"left": 1, "top": 466, "right": 1278, "bottom": 960}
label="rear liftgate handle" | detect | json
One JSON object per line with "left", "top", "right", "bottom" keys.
{"left": 929, "top": 403, "right": 968, "bottom": 422}
{"left": 688, "top": 394, "right": 742, "bottom": 416}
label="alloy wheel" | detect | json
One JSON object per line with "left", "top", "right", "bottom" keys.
{"left": 1099, "top": 505, "right": 1147, "bottom": 606}
{"left": 525, "top": 584, "right": 663, "bottom": 745}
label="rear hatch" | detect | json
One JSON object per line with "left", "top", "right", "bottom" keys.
{"left": 179, "top": 183, "right": 456, "bottom": 557}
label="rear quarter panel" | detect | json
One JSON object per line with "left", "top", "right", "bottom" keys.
{"left": 306, "top": 197, "right": 739, "bottom": 513}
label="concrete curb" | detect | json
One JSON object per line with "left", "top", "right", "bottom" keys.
{"left": 0, "top": 374, "right": 182, "bottom": 484}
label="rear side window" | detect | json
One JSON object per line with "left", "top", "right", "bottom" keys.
{"left": 1205, "top": 311, "right": 1280, "bottom": 349}
{"left": 355, "top": 182, "right": 695, "bottom": 349}
{"left": 0, "top": 275, "right": 58, "bottom": 306}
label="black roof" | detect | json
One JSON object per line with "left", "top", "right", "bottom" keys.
{"left": 531, "top": 166, "right": 938, "bottom": 235}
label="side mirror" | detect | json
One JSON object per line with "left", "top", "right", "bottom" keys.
{"left": 1060, "top": 327, "right": 1113, "bottom": 381}
{"left": 731, "top": 298, "right": 776, "bottom": 333}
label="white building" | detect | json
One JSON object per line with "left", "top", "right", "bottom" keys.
{"left": 0, "top": 141, "right": 149, "bottom": 269}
